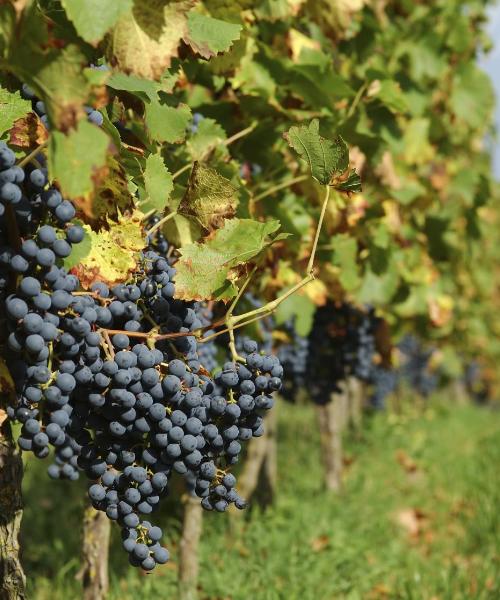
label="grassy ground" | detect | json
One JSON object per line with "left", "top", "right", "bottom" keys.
{"left": 21, "top": 397, "right": 500, "bottom": 599}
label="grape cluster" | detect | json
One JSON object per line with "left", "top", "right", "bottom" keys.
{"left": 277, "top": 323, "right": 309, "bottom": 401}
{"left": 0, "top": 138, "right": 283, "bottom": 570}
{"left": 146, "top": 214, "right": 169, "bottom": 255}
{"left": 305, "top": 303, "right": 377, "bottom": 404}
{"left": 398, "top": 335, "right": 437, "bottom": 397}
{"left": 369, "top": 367, "right": 398, "bottom": 409}
{"left": 343, "top": 308, "right": 377, "bottom": 381}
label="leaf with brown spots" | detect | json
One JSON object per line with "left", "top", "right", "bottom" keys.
{"left": 9, "top": 113, "right": 48, "bottom": 148}
{"left": 178, "top": 163, "right": 238, "bottom": 232}
{"left": 71, "top": 210, "right": 145, "bottom": 288}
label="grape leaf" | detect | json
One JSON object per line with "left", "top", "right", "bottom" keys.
{"left": 178, "top": 163, "right": 237, "bottom": 231}
{"left": 4, "top": 2, "right": 94, "bottom": 131}
{"left": 184, "top": 13, "right": 242, "bottom": 59}
{"left": 331, "top": 234, "right": 360, "bottom": 292}
{"left": 0, "top": 86, "right": 31, "bottom": 137}
{"left": 92, "top": 155, "right": 136, "bottom": 224}
{"left": 140, "top": 153, "right": 174, "bottom": 213}
{"left": 187, "top": 118, "right": 227, "bottom": 161}
{"left": 108, "top": 0, "right": 193, "bottom": 80}
{"left": 275, "top": 292, "right": 316, "bottom": 337}
{"left": 284, "top": 119, "right": 349, "bottom": 185}
{"left": 370, "top": 79, "right": 409, "bottom": 114}
{"left": 107, "top": 72, "right": 161, "bottom": 102}
{"left": 145, "top": 101, "right": 191, "bottom": 144}
{"left": 48, "top": 120, "right": 110, "bottom": 215}
{"left": 8, "top": 113, "right": 48, "bottom": 148}
{"left": 334, "top": 170, "right": 362, "bottom": 194}
{"left": 450, "top": 63, "right": 494, "bottom": 130}
{"left": 72, "top": 210, "right": 145, "bottom": 288}
{"left": 175, "top": 219, "right": 281, "bottom": 301}
{"left": 61, "top": 0, "right": 132, "bottom": 45}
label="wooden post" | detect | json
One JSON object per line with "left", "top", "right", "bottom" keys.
{"left": 178, "top": 495, "right": 203, "bottom": 600}
{"left": 347, "top": 376, "right": 364, "bottom": 432}
{"left": 79, "top": 505, "right": 110, "bottom": 600}
{"left": 235, "top": 433, "right": 268, "bottom": 503}
{"left": 0, "top": 421, "right": 26, "bottom": 600}
{"left": 452, "top": 380, "right": 468, "bottom": 406}
{"left": 315, "top": 383, "right": 347, "bottom": 492}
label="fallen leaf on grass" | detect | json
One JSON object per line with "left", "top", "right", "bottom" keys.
{"left": 310, "top": 534, "right": 330, "bottom": 552}
{"left": 342, "top": 454, "right": 355, "bottom": 467}
{"left": 368, "top": 583, "right": 393, "bottom": 598}
{"left": 395, "top": 449, "right": 419, "bottom": 473}
{"left": 394, "top": 507, "right": 428, "bottom": 537}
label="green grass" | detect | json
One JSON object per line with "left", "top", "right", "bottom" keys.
{"left": 21, "top": 399, "right": 500, "bottom": 599}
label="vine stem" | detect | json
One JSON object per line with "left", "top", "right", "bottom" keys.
{"left": 306, "top": 185, "right": 330, "bottom": 274}
{"left": 172, "top": 164, "right": 191, "bottom": 181}
{"left": 252, "top": 174, "right": 308, "bottom": 203}
{"left": 145, "top": 211, "right": 178, "bottom": 237}
{"left": 17, "top": 140, "right": 49, "bottom": 168}
{"left": 199, "top": 311, "right": 278, "bottom": 345}
{"left": 225, "top": 185, "right": 331, "bottom": 333}
{"left": 346, "top": 82, "right": 367, "bottom": 120}
{"left": 223, "top": 122, "right": 257, "bottom": 147}
{"left": 172, "top": 122, "right": 257, "bottom": 182}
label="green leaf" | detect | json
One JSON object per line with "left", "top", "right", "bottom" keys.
{"left": 48, "top": 120, "right": 109, "bottom": 202}
{"left": 391, "top": 180, "right": 425, "bottom": 206}
{"left": 61, "top": 0, "right": 132, "bottom": 45}
{"left": 450, "top": 63, "right": 494, "bottom": 130}
{"left": 109, "top": 0, "right": 192, "bottom": 80}
{"left": 175, "top": 219, "right": 281, "bottom": 301}
{"left": 184, "top": 13, "right": 242, "bottom": 59}
{"left": 8, "top": 36, "right": 93, "bottom": 130}
{"left": 402, "top": 118, "right": 434, "bottom": 165}
{"left": 334, "top": 170, "right": 362, "bottom": 194}
{"left": 358, "top": 266, "right": 399, "bottom": 305}
{"left": 275, "top": 293, "right": 316, "bottom": 337}
{"left": 140, "top": 154, "right": 173, "bottom": 214}
{"left": 0, "top": 87, "right": 31, "bottom": 137}
{"left": 372, "top": 80, "right": 408, "bottom": 114}
{"left": 289, "top": 63, "right": 354, "bottom": 107}
{"left": 187, "top": 118, "right": 227, "bottom": 161}
{"left": 144, "top": 101, "right": 191, "bottom": 144}
{"left": 106, "top": 72, "right": 160, "bottom": 102}
{"left": 331, "top": 234, "right": 360, "bottom": 292}
{"left": 284, "top": 119, "right": 349, "bottom": 185}
{"left": 178, "top": 163, "right": 238, "bottom": 231}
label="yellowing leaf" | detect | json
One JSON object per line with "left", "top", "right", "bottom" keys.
{"left": 175, "top": 219, "right": 281, "bottom": 301}
{"left": 109, "top": 1, "right": 194, "bottom": 80}
{"left": 72, "top": 211, "right": 145, "bottom": 288}
{"left": 62, "top": 0, "right": 132, "bottom": 45}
